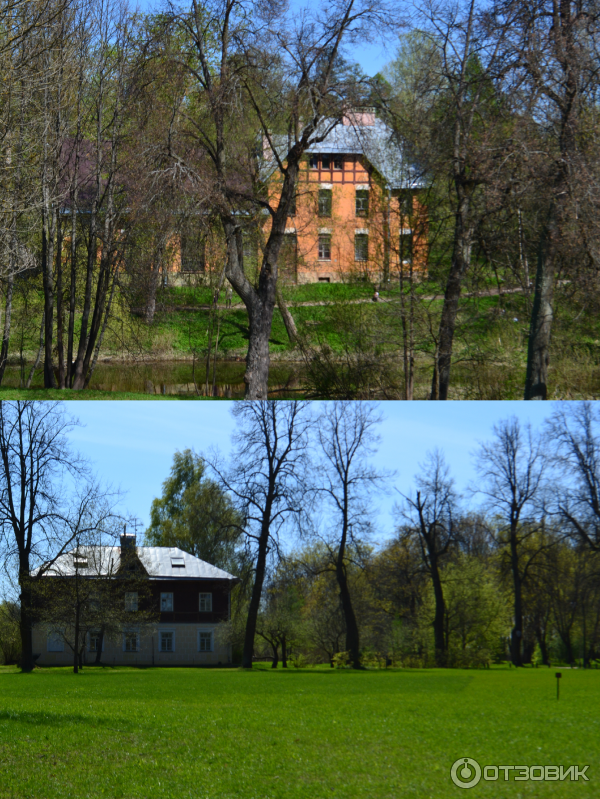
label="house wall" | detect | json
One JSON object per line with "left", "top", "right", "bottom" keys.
{"left": 32, "top": 578, "right": 233, "bottom": 667}
{"left": 33, "top": 623, "right": 231, "bottom": 667}
{"left": 267, "top": 155, "right": 428, "bottom": 285}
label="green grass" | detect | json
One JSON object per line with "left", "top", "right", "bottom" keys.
{"left": 0, "top": 665, "right": 597, "bottom": 798}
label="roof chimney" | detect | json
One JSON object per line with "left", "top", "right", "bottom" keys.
{"left": 120, "top": 530, "right": 136, "bottom": 550}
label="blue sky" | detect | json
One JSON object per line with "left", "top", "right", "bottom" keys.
{"left": 134, "top": 0, "right": 398, "bottom": 77}
{"left": 67, "top": 401, "right": 558, "bottom": 543}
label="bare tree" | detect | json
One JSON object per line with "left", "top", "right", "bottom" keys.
{"left": 211, "top": 401, "right": 312, "bottom": 669}
{"left": 162, "top": 0, "right": 392, "bottom": 399}
{"left": 0, "top": 401, "right": 122, "bottom": 672}
{"left": 398, "top": 449, "right": 460, "bottom": 666}
{"left": 313, "top": 402, "right": 387, "bottom": 668}
{"left": 547, "top": 402, "right": 600, "bottom": 551}
{"left": 488, "top": 0, "right": 600, "bottom": 399}
{"left": 35, "top": 531, "right": 157, "bottom": 673}
{"left": 473, "top": 416, "right": 550, "bottom": 665}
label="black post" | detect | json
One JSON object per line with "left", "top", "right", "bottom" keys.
{"left": 556, "top": 672, "right": 562, "bottom": 700}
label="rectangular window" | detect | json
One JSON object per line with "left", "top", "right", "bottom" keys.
{"left": 160, "top": 592, "right": 173, "bottom": 612}
{"left": 355, "top": 234, "right": 369, "bottom": 262}
{"left": 89, "top": 631, "right": 103, "bottom": 652}
{"left": 47, "top": 633, "right": 64, "bottom": 652}
{"left": 333, "top": 155, "right": 343, "bottom": 170}
{"left": 356, "top": 189, "right": 369, "bottom": 217}
{"left": 123, "top": 632, "right": 139, "bottom": 652}
{"left": 399, "top": 232, "right": 413, "bottom": 263}
{"left": 171, "top": 557, "right": 185, "bottom": 569}
{"left": 198, "top": 631, "right": 213, "bottom": 652}
{"left": 318, "top": 189, "right": 332, "bottom": 217}
{"left": 180, "top": 223, "right": 206, "bottom": 273}
{"left": 125, "top": 592, "right": 138, "bottom": 612}
{"left": 73, "top": 555, "right": 88, "bottom": 569}
{"left": 309, "top": 155, "right": 319, "bottom": 170}
{"left": 199, "top": 592, "right": 213, "bottom": 612}
{"left": 160, "top": 632, "right": 174, "bottom": 653}
{"left": 399, "top": 192, "right": 413, "bottom": 218}
{"left": 318, "top": 235, "right": 332, "bottom": 261}
{"left": 321, "top": 154, "right": 330, "bottom": 169}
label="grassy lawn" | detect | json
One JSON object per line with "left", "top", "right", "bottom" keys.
{"left": 0, "top": 665, "right": 596, "bottom": 799}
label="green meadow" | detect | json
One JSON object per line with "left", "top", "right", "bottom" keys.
{"left": 0, "top": 665, "right": 596, "bottom": 798}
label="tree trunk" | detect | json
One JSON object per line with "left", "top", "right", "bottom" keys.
{"left": 56, "top": 214, "right": 65, "bottom": 388}
{"left": 0, "top": 271, "right": 14, "bottom": 386}
{"left": 276, "top": 286, "right": 298, "bottom": 345}
{"left": 335, "top": 560, "right": 360, "bottom": 668}
{"left": 431, "top": 192, "right": 473, "bottom": 400}
{"left": 25, "top": 312, "right": 45, "bottom": 389}
{"left": 73, "top": 604, "right": 80, "bottom": 674}
{"left": 271, "top": 643, "right": 279, "bottom": 668}
{"left": 42, "top": 205, "right": 56, "bottom": 388}
{"left": 19, "top": 574, "right": 34, "bottom": 673}
{"left": 241, "top": 523, "right": 271, "bottom": 669}
{"left": 281, "top": 634, "right": 288, "bottom": 668}
{"left": 430, "top": 557, "right": 447, "bottom": 666}
{"left": 524, "top": 224, "right": 554, "bottom": 400}
{"left": 94, "top": 628, "right": 104, "bottom": 665}
{"left": 510, "top": 526, "right": 523, "bottom": 666}
{"left": 245, "top": 299, "right": 275, "bottom": 399}
{"left": 535, "top": 625, "right": 550, "bottom": 666}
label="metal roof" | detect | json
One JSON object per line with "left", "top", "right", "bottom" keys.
{"left": 267, "top": 118, "right": 425, "bottom": 190}
{"left": 39, "top": 546, "right": 237, "bottom": 581}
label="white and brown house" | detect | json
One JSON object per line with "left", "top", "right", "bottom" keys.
{"left": 32, "top": 534, "right": 238, "bottom": 667}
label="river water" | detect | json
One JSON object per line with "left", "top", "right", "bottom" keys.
{"left": 2, "top": 360, "right": 306, "bottom": 398}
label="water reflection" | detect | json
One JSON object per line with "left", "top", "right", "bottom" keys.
{"left": 1, "top": 360, "right": 305, "bottom": 398}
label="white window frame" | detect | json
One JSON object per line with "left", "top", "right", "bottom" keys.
{"left": 160, "top": 592, "right": 174, "bottom": 612}
{"left": 123, "top": 631, "right": 140, "bottom": 652}
{"left": 47, "top": 632, "right": 64, "bottom": 652}
{"left": 125, "top": 592, "right": 138, "bottom": 612}
{"left": 89, "top": 631, "right": 105, "bottom": 653}
{"left": 159, "top": 630, "right": 175, "bottom": 653}
{"left": 198, "top": 630, "right": 213, "bottom": 653}
{"left": 199, "top": 592, "right": 213, "bottom": 612}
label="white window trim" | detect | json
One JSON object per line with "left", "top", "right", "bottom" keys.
{"left": 284, "top": 227, "right": 296, "bottom": 234}
{"left": 198, "top": 629, "right": 213, "bottom": 653}
{"left": 319, "top": 182, "right": 333, "bottom": 189}
{"left": 318, "top": 228, "right": 331, "bottom": 234}
{"left": 199, "top": 592, "right": 213, "bottom": 612}
{"left": 89, "top": 631, "right": 105, "bottom": 653}
{"left": 47, "top": 632, "right": 64, "bottom": 652}
{"left": 159, "top": 629, "right": 176, "bottom": 653}
{"left": 125, "top": 592, "right": 138, "bottom": 612}
{"left": 355, "top": 228, "right": 369, "bottom": 235}
{"left": 356, "top": 184, "right": 369, "bottom": 190}
{"left": 122, "top": 631, "right": 140, "bottom": 652}
{"left": 160, "top": 592, "right": 174, "bottom": 612}
{"left": 400, "top": 228, "right": 412, "bottom": 235}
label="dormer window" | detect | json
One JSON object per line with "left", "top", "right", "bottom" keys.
{"left": 73, "top": 555, "right": 88, "bottom": 570}
{"left": 171, "top": 557, "right": 185, "bottom": 569}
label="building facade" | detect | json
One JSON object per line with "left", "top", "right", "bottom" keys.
{"left": 266, "top": 111, "right": 428, "bottom": 284}
{"left": 32, "top": 536, "right": 238, "bottom": 667}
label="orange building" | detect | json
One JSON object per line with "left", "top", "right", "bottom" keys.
{"left": 266, "top": 111, "right": 427, "bottom": 285}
